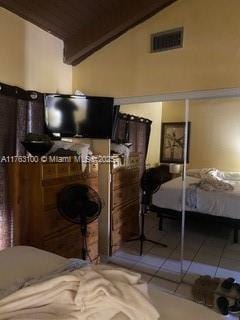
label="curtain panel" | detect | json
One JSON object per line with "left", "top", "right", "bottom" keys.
{"left": 0, "top": 83, "right": 44, "bottom": 249}
{"left": 114, "top": 113, "right": 152, "bottom": 177}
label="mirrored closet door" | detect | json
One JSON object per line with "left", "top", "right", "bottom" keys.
{"left": 109, "top": 100, "right": 187, "bottom": 284}
{"left": 183, "top": 97, "right": 240, "bottom": 292}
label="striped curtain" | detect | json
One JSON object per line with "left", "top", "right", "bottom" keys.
{"left": 0, "top": 91, "right": 44, "bottom": 250}
{"left": 114, "top": 113, "right": 152, "bottom": 177}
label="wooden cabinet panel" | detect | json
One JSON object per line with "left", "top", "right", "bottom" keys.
{"left": 112, "top": 183, "right": 139, "bottom": 208}
{"left": 9, "top": 162, "right": 99, "bottom": 261}
{"left": 43, "top": 219, "right": 99, "bottom": 260}
{"left": 127, "top": 155, "right": 139, "bottom": 168}
{"left": 43, "top": 224, "right": 98, "bottom": 260}
{"left": 42, "top": 164, "right": 57, "bottom": 180}
{"left": 111, "top": 221, "right": 137, "bottom": 247}
{"left": 110, "top": 163, "right": 140, "bottom": 255}
{"left": 86, "top": 177, "right": 98, "bottom": 191}
{"left": 43, "top": 226, "right": 82, "bottom": 258}
{"left": 43, "top": 209, "right": 72, "bottom": 238}
{"left": 112, "top": 168, "right": 139, "bottom": 190}
{"left": 112, "top": 200, "right": 139, "bottom": 231}
{"left": 56, "top": 163, "right": 70, "bottom": 177}
{"left": 70, "top": 162, "right": 82, "bottom": 175}
{"left": 43, "top": 177, "right": 98, "bottom": 210}
{"left": 43, "top": 184, "right": 65, "bottom": 210}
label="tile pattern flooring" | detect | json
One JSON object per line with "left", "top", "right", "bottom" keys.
{"left": 108, "top": 213, "right": 240, "bottom": 302}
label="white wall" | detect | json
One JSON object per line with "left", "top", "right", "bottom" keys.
{"left": 0, "top": 7, "right": 72, "bottom": 93}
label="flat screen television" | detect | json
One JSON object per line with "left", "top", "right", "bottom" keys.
{"left": 44, "top": 94, "right": 119, "bottom": 139}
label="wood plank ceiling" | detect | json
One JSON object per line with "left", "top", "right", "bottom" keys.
{"left": 0, "top": 0, "right": 177, "bottom": 65}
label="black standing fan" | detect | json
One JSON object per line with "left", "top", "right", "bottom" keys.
{"left": 127, "top": 167, "right": 168, "bottom": 255}
{"left": 57, "top": 184, "right": 102, "bottom": 260}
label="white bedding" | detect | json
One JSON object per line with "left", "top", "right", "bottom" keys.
{"left": 152, "top": 176, "right": 240, "bottom": 219}
{"left": 0, "top": 246, "right": 222, "bottom": 320}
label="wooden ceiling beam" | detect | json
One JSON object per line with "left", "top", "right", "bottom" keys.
{"left": 64, "top": 0, "right": 176, "bottom": 65}
{"left": 0, "top": 0, "right": 177, "bottom": 66}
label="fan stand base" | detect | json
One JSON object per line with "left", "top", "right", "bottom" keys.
{"left": 127, "top": 202, "right": 167, "bottom": 256}
{"left": 127, "top": 235, "right": 167, "bottom": 256}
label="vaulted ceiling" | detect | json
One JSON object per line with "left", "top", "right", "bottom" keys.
{"left": 0, "top": 0, "right": 176, "bottom": 65}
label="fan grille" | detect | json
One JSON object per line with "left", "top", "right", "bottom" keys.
{"left": 57, "top": 184, "right": 101, "bottom": 225}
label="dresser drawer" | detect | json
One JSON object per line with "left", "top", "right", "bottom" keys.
{"left": 43, "top": 184, "right": 65, "bottom": 209}
{"left": 111, "top": 225, "right": 134, "bottom": 246}
{"left": 56, "top": 163, "right": 70, "bottom": 177}
{"left": 112, "top": 200, "right": 139, "bottom": 231}
{"left": 69, "top": 161, "right": 82, "bottom": 176}
{"left": 43, "top": 209, "right": 72, "bottom": 238}
{"left": 112, "top": 168, "right": 139, "bottom": 189}
{"left": 43, "top": 226, "right": 82, "bottom": 258}
{"left": 112, "top": 183, "right": 139, "bottom": 208}
{"left": 86, "top": 177, "right": 98, "bottom": 192}
{"left": 43, "top": 178, "right": 98, "bottom": 210}
{"left": 84, "top": 161, "right": 98, "bottom": 177}
{"left": 42, "top": 164, "right": 57, "bottom": 180}
{"left": 127, "top": 155, "right": 139, "bottom": 168}
{"left": 43, "top": 216, "right": 98, "bottom": 258}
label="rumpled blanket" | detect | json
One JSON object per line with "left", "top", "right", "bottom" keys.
{"left": 188, "top": 168, "right": 234, "bottom": 192}
{"left": 0, "top": 258, "right": 88, "bottom": 300}
{"left": 0, "top": 264, "right": 159, "bottom": 320}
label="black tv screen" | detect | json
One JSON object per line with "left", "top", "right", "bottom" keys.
{"left": 44, "top": 94, "right": 118, "bottom": 139}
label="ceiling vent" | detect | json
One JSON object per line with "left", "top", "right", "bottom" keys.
{"left": 151, "top": 27, "right": 184, "bottom": 53}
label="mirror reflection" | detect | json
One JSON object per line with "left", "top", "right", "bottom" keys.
{"left": 109, "top": 101, "right": 186, "bottom": 284}
{"left": 182, "top": 97, "right": 240, "bottom": 304}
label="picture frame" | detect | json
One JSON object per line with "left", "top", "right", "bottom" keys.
{"left": 160, "top": 122, "right": 191, "bottom": 163}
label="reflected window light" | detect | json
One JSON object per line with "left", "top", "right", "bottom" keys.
{"left": 48, "top": 106, "right": 62, "bottom": 128}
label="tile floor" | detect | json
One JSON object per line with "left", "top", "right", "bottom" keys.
{"left": 108, "top": 212, "right": 240, "bottom": 302}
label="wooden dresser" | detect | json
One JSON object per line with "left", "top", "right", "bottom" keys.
{"left": 110, "top": 156, "right": 140, "bottom": 255}
{"left": 8, "top": 160, "right": 99, "bottom": 262}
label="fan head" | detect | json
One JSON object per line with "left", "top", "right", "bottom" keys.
{"left": 141, "top": 165, "right": 171, "bottom": 194}
{"left": 57, "top": 184, "right": 101, "bottom": 225}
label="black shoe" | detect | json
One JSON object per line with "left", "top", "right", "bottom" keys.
{"left": 217, "top": 296, "right": 229, "bottom": 315}
{"left": 221, "top": 277, "right": 235, "bottom": 290}
{"left": 229, "top": 299, "right": 240, "bottom": 314}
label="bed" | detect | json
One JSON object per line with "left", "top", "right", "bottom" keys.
{"left": 151, "top": 175, "right": 240, "bottom": 242}
{"left": 0, "top": 246, "right": 222, "bottom": 320}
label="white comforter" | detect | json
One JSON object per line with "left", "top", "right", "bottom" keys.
{"left": 0, "top": 246, "right": 222, "bottom": 320}
{"left": 0, "top": 264, "right": 159, "bottom": 320}
{"left": 152, "top": 176, "right": 240, "bottom": 219}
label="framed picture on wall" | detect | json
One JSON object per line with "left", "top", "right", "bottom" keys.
{"left": 160, "top": 122, "right": 191, "bottom": 163}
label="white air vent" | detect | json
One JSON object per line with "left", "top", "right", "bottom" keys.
{"left": 151, "top": 27, "right": 184, "bottom": 53}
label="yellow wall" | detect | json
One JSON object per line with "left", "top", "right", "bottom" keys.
{"left": 162, "top": 98, "right": 240, "bottom": 171}
{"left": 73, "top": 0, "right": 240, "bottom": 97}
{"left": 120, "top": 102, "right": 162, "bottom": 167}
{"left": 0, "top": 8, "right": 72, "bottom": 93}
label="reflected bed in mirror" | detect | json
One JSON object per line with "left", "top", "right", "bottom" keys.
{"left": 151, "top": 169, "right": 240, "bottom": 244}
{"left": 161, "top": 97, "right": 240, "bottom": 293}
{"left": 150, "top": 166, "right": 240, "bottom": 290}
